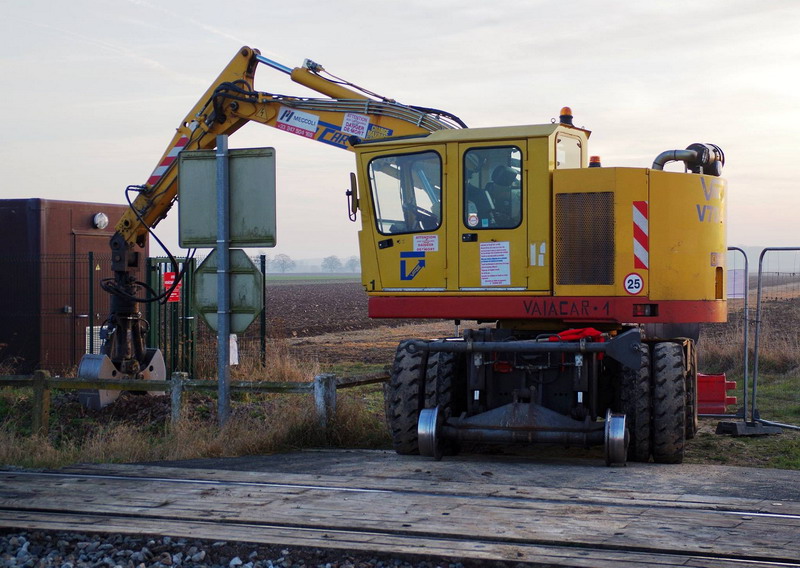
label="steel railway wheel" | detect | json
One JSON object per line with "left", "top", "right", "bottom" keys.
{"left": 422, "top": 349, "right": 464, "bottom": 457}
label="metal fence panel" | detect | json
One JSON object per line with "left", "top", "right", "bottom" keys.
{"left": 752, "top": 248, "right": 800, "bottom": 429}
{"left": 147, "top": 257, "right": 196, "bottom": 379}
{"left": 0, "top": 253, "right": 115, "bottom": 374}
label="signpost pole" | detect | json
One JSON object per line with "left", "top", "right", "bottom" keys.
{"left": 216, "top": 135, "right": 231, "bottom": 426}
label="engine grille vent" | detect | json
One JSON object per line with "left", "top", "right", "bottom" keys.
{"left": 555, "top": 192, "right": 615, "bottom": 285}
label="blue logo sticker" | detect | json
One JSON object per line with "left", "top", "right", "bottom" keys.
{"left": 400, "top": 251, "right": 426, "bottom": 280}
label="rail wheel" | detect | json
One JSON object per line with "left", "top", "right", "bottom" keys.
{"left": 422, "top": 350, "right": 464, "bottom": 457}
{"left": 384, "top": 340, "right": 427, "bottom": 455}
{"left": 651, "top": 342, "right": 687, "bottom": 464}
{"left": 619, "top": 343, "right": 651, "bottom": 462}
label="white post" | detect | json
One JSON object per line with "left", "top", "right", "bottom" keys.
{"left": 314, "top": 373, "right": 337, "bottom": 431}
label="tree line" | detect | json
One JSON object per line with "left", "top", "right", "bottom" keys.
{"left": 265, "top": 254, "right": 360, "bottom": 273}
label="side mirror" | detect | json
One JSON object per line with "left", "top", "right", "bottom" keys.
{"left": 346, "top": 172, "right": 359, "bottom": 222}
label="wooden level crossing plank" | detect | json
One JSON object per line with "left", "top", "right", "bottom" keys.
{"left": 0, "top": 509, "right": 790, "bottom": 568}
{"left": 58, "top": 462, "right": 800, "bottom": 516}
{"left": 0, "top": 469, "right": 797, "bottom": 563}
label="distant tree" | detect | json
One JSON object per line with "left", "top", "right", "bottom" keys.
{"left": 345, "top": 256, "right": 360, "bottom": 273}
{"left": 321, "top": 255, "right": 343, "bottom": 273}
{"left": 273, "top": 253, "right": 295, "bottom": 273}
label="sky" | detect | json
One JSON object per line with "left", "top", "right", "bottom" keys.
{"left": 2, "top": 0, "right": 799, "bottom": 262}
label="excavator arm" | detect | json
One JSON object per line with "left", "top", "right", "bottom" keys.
{"left": 119, "top": 46, "right": 464, "bottom": 248}
{"left": 95, "top": 45, "right": 464, "bottom": 383}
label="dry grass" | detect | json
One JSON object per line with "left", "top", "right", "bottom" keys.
{"left": 0, "top": 392, "right": 388, "bottom": 469}
{"left": 0, "top": 334, "right": 388, "bottom": 469}
{"left": 194, "top": 336, "right": 322, "bottom": 383}
{"left": 700, "top": 298, "right": 800, "bottom": 376}
{"left": 0, "top": 428, "right": 78, "bottom": 468}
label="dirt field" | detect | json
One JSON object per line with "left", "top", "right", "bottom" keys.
{"left": 264, "top": 280, "right": 385, "bottom": 338}
{"left": 260, "top": 279, "right": 453, "bottom": 365}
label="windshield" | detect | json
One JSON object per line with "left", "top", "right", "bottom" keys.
{"left": 369, "top": 151, "right": 442, "bottom": 235}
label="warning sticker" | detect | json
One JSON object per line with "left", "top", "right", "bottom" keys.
{"left": 341, "top": 113, "right": 371, "bottom": 138}
{"left": 480, "top": 241, "right": 511, "bottom": 286}
{"left": 275, "top": 106, "right": 319, "bottom": 138}
{"left": 163, "top": 272, "right": 182, "bottom": 303}
{"left": 414, "top": 234, "right": 438, "bottom": 252}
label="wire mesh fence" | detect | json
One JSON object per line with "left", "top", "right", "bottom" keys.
{"left": 751, "top": 248, "right": 800, "bottom": 429}
{"left": 147, "top": 257, "right": 197, "bottom": 379}
{"left": 148, "top": 254, "right": 271, "bottom": 380}
{"left": 0, "top": 252, "right": 274, "bottom": 378}
{"left": 0, "top": 253, "right": 114, "bottom": 374}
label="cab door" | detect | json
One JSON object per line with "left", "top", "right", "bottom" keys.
{"left": 458, "top": 143, "right": 528, "bottom": 290}
{"left": 366, "top": 147, "right": 447, "bottom": 290}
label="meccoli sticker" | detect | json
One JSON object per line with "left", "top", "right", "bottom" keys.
{"left": 275, "top": 107, "right": 319, "bottom": 138}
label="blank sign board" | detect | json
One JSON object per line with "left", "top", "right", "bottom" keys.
{"left": 178, "top": 147, "right": 276, "bottom": 248}
{"left": 192, "top": 248, "right": 264, "bottom": 333}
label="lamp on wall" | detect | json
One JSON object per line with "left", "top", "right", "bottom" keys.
{"left": 92, "top": 212, "right": 109, "bottom": 229}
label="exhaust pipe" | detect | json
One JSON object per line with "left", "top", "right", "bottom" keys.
{"left": 652, "top": 143, "right": 724, "bottom": 176}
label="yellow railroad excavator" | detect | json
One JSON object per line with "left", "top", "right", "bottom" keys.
{"left": 81, "top": 46, "right": 727, "bottom": 465}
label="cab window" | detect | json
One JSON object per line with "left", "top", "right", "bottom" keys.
{"left": 369, "top": 151, "right": 442, "bottom": 235}
{"left": 556, "top": 135, "right": 582, "bottom": 168}
{"left": 463, "top": 146, "right": 522, "bottom": 230}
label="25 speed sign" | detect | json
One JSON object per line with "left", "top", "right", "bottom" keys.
{"left": 624, "top": 273, "right": 644, "bottom": 295}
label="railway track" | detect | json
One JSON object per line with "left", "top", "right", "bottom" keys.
{"left": 1, "top": 453, "right": 799, "bottom": 567}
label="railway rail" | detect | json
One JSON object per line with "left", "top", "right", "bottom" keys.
{"left": 1, "top": 452, "right": 799, "bottom": 567}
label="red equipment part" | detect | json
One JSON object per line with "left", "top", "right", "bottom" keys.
{"left": 697, "top": 373, "right": 737, "bottom": 414}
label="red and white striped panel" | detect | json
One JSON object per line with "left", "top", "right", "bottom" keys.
{"left": 633, "top": 201, "right": 649, "bottom": 269}
{"left": 146, "top": 135, "right": 190, "bottom": 186}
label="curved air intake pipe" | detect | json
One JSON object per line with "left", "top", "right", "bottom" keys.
{"left": 652, "top": 143, "right": 725, "bottom": 176}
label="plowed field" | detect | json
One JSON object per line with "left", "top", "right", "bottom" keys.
{"left": 263, "top": 280, "right": 401, "bottom": 337}
{"left": 255, "top": 278, "right": 454, "bottom": 365}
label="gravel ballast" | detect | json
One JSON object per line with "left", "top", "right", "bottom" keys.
{"left": 0, "top": 531, "right": 480, "bottom": 568}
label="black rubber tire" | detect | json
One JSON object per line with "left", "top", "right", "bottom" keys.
{"left": 651, "top": 342, "right": 687, "bottom": 464}
{"left": 620, "top": 343, "right": 651, "bottom": 462}
{"left": 424, "top": 350, "right": 465, "bottom": 456}
{"left": 424, "top": 351, "right": 463, "bottom": 417}
{"left": 384, "top": 340, "right": 427, "bottom": 455}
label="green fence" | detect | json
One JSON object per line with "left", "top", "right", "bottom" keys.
{"left": 147, "top": 254, "right": 271, "bottom": 380}
{"left": 146, "top": 257, "right": 197, "bottom": 379}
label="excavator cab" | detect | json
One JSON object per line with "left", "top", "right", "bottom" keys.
{"left": 355, "top": 123, "right": 594, "bottom": 303}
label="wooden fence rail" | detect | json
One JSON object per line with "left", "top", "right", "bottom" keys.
{"left": 0, "top": 371, "right": 389, "bottom": 436}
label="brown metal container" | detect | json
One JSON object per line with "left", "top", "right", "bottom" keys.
{"left": 0, "top": 199, "right": 150, "bottom": 373}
